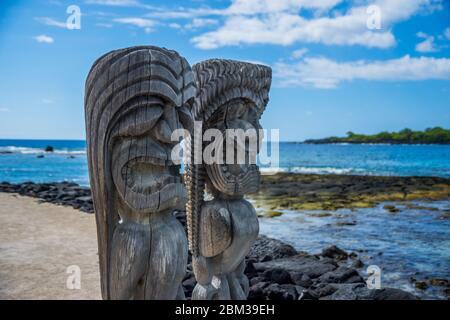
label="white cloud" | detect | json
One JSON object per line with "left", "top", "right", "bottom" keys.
{"left": 96, "top": 22, "right": 113, "bottom": 28}
{"left": 415, "top": 32, "right": 438, "bottom": 52}
{"left": 185, "top": 18, "right": 218, "bottom": 30}
{"left": 225, "top": 0, "right": 342, "bottom": 15}
{"left": 146, "top": 7, "right": 223, "bottom": 20}
{"left": 86, "top": 0, "right": 136, "bottom": 4}
{"left": 445, "top": 28, "right": 450, "bottom": 40}
{"left": 148, "top": 0, "right": 342, "bottom": 19}
{"left": 34, "top": 34, "right": 54, "bottom": 44}
{"left": 86, "top": 0, "right": 443, "bottom": 50}
{"left": 192, "top": 12, "right": 395, "bottom": 49}
{"left": 275, "top": 55, "right": 450, "bottom": 89}
{"left": 189, "top": 0, "right": 441, "bottom": 49}
{"left": 84, "top": 0, "right": 151, "bottom": 8}
{"left": 35, "top": 17, "right": 67, "bottom": 28}
{"left": 113, "top": 17, "right": 155, "bottom": 27}
{"left": 90, "top": 11, "right": 119, "bottom": 17}
{"left": 113, "top": 17, "right": 156, "bottom": 32}
{"left": 291, "top": 48, "right": 309, "bottom": 59}
{"left": 168, "top": 23, "right": 182, "bottom": 29}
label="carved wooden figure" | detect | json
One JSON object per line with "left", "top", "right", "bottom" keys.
{"left": 186, "top": 59, "right": 272, "bottom": 299}
{"left": 85, "top": 46, "right": 195, "bottom": 299}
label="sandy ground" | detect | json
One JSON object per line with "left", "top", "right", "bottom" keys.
{"left": 0, "top": 193, "right": 101, "bottom": 299}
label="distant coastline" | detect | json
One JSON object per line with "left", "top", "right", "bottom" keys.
{"left": 304, "top": 127, "right": 450, "bottom": 145}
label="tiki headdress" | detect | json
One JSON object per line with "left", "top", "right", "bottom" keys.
{"left": 85, "top": 46, "right": 195, "bottom": 298}
{"left": 186, "top": 59, "right": 272, "bottom": 258}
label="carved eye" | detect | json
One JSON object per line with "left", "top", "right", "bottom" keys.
{"left": 177, "top": 105, "right": 194, "bottom": 133}
{"left": 153, "top": 119, "right": 173, "bottom": 143}
{"left": 112, "top": 105, "right": 163, "bottom": 138}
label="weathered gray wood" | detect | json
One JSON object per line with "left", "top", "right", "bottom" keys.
{"left": 186, "top": 59, "right": 272, "bottom": 300}
{"left": 85, "top": 46, "right": 195, "bottom": 300}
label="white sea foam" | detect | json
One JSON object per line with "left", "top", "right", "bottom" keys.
{"left": 260, "top": 166, "right": 366, "bottom": 175}
{"left": 53, "top": 149, "right": 86, "bottom": 155}
{"left": 0, "top": 146, "right": 86, "bottom": 155}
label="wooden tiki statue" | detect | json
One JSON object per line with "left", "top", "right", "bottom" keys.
{"left": 84, "top": 46, "right": 195, "bottom": 299}
{"left": 186, "top": 59, "right": 272, "bottom": 299}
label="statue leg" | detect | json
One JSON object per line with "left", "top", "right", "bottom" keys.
{"left": 192, "top": 283, "right": 217, "bottom": 300}
{"left": 233, "top": 259, "right": 250, "bottom": 298}
{"left": 216, "top": 275, "right": 231, "bottom": 299}
{"left": 109, "top": 221, "right": 150, "bottom": 300}
{"left": 191, "top": 255, "right": 216, "bottom": 300}
{"left": 176, "top": 284, "right": 186, "bottom": 300}
{"left": 192, "top": 274, "right": 230, "bottom": 300}
{"left": 144, "top": 212, "right": 188, "bottom": 299}
{"left": 227, "top": 273, "right": 246, "bottom": 300}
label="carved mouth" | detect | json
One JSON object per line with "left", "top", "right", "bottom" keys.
{"left": 118, "top": 156, "right": 186, "bottom": 213}
{"left": 220, "top": 163, "right": 258, "bottom": 179}
{"left": 111, "top": 148, "right": 187, "bottom": 213}
{"left": 122, "top": 157, "right": 181, "bottom": 195}
{"left": 205, "top": 163, "right": 260, "bottom": 196}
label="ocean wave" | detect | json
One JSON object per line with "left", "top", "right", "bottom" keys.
{"left": 0, "top": 146, "right": 86, "bottom": 155}
{"left": 260, "top": 166, "right": 366, "bottom": 175}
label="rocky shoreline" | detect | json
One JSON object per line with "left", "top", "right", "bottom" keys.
{"left": 0, "top": 181, "right": 94, "bottom": 213}
{"left": 0, "top": 178, "right": 427, "bottom": 300}
{"left": 177, "top": 234, "right": 417, "bottom": 300}
{"left": 254, "top": 173, "right": 450, "bottom": 215}
{"left": 244, "top": 236, "right": 416, "bottom": 300}
{"left": 3, "top": 173, "right": 449, "bottom": 217}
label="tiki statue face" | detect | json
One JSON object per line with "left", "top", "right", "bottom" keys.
{"left": 109, "top": 97, "right": 192, "bottom": 214}
{"left": 205, "top": 98, "right": 262, "bottom": 198}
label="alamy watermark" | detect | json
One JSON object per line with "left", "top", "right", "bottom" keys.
{"left": 66, "top": 265, "right": 81, "bottom": 290}
{"left": 170, "top": 121, "right": 280, "bottom": 174}
{"left": 66, "top": 5, "right": 81, "bottom": 30}
{"left": 366, "top": 5, "right": 382, "bottom": 30}
{"left": 366, "top": 265, "right": 381, "bottom": 289}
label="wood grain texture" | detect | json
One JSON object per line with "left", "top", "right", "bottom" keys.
{"left": 85, "top": 46, "right": 194, "bottom": 299}
{"left": 186, "top": 59, "right": 272, "bottom": 300}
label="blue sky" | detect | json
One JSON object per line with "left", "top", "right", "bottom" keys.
{"left": 0, "top": 0, "right": 449, "bottom": 141}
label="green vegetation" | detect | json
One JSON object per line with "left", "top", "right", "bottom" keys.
{"left": 304, "top": 127, "right": 450, "bottom": 144}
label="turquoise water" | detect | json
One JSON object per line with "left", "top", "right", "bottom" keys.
{"left": 262, "top": 142, "right": 450, "bottom": 177}
{"left": 0, "top": 140, "right": 88, "bottom": 185}
{"left": 1, "top": 140, "right": 450, "bottom": 184}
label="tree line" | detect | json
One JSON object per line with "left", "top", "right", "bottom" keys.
{"left": 304, "top": 127, "right": 450, "bottom": 144}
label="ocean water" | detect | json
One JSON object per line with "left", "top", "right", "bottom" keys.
{"left": 258, "top": 201, "right": 450, "bottom": 299}
{"left": 260, "top": 142, "right": 450, "bottom": 177}
{"left": 1, "top": 139, "right": 450, "bottom": 185}
{"left": 0, "top": 140, "right": 88, "bottom": 185}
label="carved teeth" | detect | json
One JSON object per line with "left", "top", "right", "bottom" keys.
{"left": 122, "top": 160, "right": 182, "bottom": 197}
